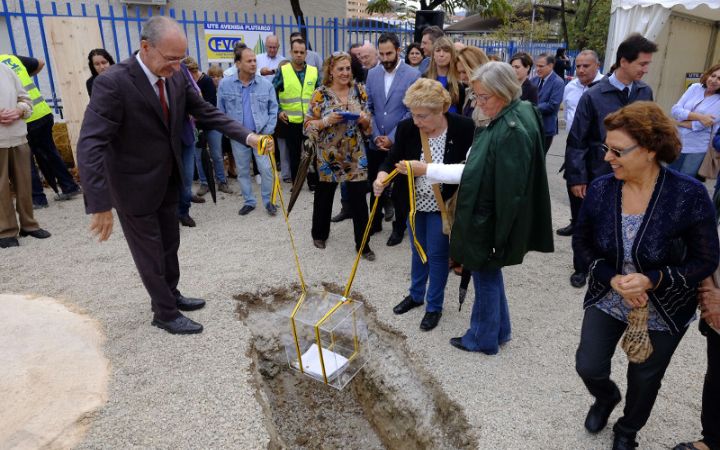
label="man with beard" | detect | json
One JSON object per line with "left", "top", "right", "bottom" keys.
{"left": 365, "top": 32, "right": 420, "bottom": 246}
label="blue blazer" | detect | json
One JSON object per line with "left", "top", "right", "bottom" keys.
{"left": 365, "top": 62, "right": 420, "bottom": 150}
{"left": 532, "top": 71, "right": 564, "bottom": 136}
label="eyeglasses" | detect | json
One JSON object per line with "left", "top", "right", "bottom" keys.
{"left": 475, "top": 93, "right": 492, "bottom": 103}
{"left": 152, "top": 45, "right": 185, "bottom": 63}
{"left": 411, "top": 111, "right": 438, "bottom": 121}
{"left": 601, "top": 143, "right": 639, "bottom": 158}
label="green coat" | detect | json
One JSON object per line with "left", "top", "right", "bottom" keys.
{"left": 450, "top": 99, "right": 554, "bottom": 270}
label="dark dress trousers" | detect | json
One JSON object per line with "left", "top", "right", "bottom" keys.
{"left": 77, "top": 56, "right": 251, "bottom": 321}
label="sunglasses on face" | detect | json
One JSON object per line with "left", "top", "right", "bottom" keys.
{"left": 601, "top": 143, "right": 639, "bottom": 158}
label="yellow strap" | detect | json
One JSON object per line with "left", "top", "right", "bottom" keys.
{"left": 343, "top": 163, "right": 426, "bottom": 299}
{"left": 257, "top": 135, "right": 307, "bottom": 293}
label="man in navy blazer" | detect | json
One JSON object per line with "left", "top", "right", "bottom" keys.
{"left": 532, "top": 53, "right": 565, "bottom": 153}
{"left": 365, "top": 32, "right": 420, "bottom": 246}
{"left": 77, "top": 17, "right": 266, "bottom": 335}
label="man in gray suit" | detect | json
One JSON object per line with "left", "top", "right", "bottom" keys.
{"left": 365, "top": 32, "right": 420, "bottom": 246}
{"left": 77, "top": 17, "right": 268, "bottom": 334}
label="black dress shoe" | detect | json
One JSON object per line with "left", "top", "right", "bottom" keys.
{"left": 393, "top": 295, "right": 423, "bottom": 315}
{"left": 19, "top": 228, "right": 51, "bottom": 239}
{"left": 361, "top": 249, "right": 376, "bottom": 261}
{"left": 176, "top": 294, "right": 206, "bottom": 311}
{"left": 151, "top": 314, "right": 203, "bottom": 334}
{"left": 419, "top": 311, "right": 442, "bottom": 331}
{"left": 313, "top": 239, "right": 326, "bottom": 249}
{"left": 570, "top": 271, "right": 587, "bottom": 288}
{"left": 0, "top": 237, "right": 19, "bottom": 248}
{"left": 331, "top": 209, "right": 351, "bottom": 222}
{"left": 238, "top": 205, "right": 255, "bottom": 216}
{"left": 450, "top": 337, "right": 471, "bottom": 351}
{"left": 386, "top": 230, "right": 403, "bottom": 246}
{"left": 383, "top": 202, "right": 395, "bottom": 222}
{"left": 556, "top": 223, "right": 575, "bottom": 236}
{"left": 584, "top": 390, "right": 621, "bottom": 433}
{"left": 612, "top": 433, "right": 638, "bottom": 450}
{"left": 179, "top": 215, "right": 196, "bottom": 227}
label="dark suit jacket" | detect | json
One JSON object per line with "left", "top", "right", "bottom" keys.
{"left": 532, "top": 71, "right": 564, "bottom": 136}
{"left": 379, "top": 112, "right": 475, "bottom": 201}
{"left": 77, "top": 56, "right": 251, "bottom": 216}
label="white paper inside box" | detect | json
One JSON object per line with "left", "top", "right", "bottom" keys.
{"left": 282, "top": 289, "right": 370, "bottom": 390}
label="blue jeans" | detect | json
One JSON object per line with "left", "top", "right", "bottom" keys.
{"left": 408, "top": 212, "right": 449, "bottom": 313}
{"left": 231, "top": 140, "right": 273, "bottom": 208}
{"left": 194, "top": 130, "right": 227, "bottom": 185}
{"left": 460, "top": 269, "right": 512, "bottom": 354}
{"left": 178, "top": 139, "right": 196, "bottom": 218}
{"left": 669, "top": 152, "right": 705, "bottom": 179}
{"left": 27, "top": 114, "right": 80, "bottom": 204}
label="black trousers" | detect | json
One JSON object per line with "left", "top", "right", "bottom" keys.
{"left": 575, "top": 306, "right": 687, "bottom": 437}
{"left": 116, "top": 176, "right": 182, "bottom": 322}
{"left": 285, "top": 122, "right": 317, "bottom": 188}
{"left": 367, "top": 147, "right": 388, "bottom": 228}
{"left": 543, "top": 135, "right": 554, "bottom": 155}
{"left": 312, "top": 180, "right": 370, "bottom": 252}
{"left": 391, "top": 178, "right": 409, "bottom": 234}
{"left": 701, "top": 321, "right": 720, "bottom": 448}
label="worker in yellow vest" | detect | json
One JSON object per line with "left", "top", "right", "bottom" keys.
{"left": 0, "top": 54, "right": 81, "bottom": 208}
{"left": 272, "top": 38, "right": 319, "bottom": 189}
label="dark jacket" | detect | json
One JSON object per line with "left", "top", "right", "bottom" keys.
{"left": 379, "top": 112, "right": 475, "bottom": 203}
{"left": 521, "top": 78, "right": 538, "bottom": 105}
{"left": 573, "top": 167, "right": 719, "bottom": 334}
{"left": 532, "top": 71, "right": 565, "bottom": 136}
{"left": 564, "top": 76, "right": 653, "bottom": 186}
{"left": 77, "top": 56, "right": 251, "bottom": 216}
{"left": 450, "top": 99, "right": 554, "bottom": 270}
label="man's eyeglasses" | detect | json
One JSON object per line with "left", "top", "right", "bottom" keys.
{"left": 601, "top": 143, "right": 639, "bottom": 158}
{"left": 152, "top": 45, "right": 185, "bottom": 63}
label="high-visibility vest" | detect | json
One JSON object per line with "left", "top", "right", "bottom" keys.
{"left": 278, "top": 63, "right": 318, "bottom": 124}
{"left": 0, "top": 54, "right": 52, "bottom": 123}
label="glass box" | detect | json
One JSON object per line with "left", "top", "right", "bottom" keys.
{"left": 281, "top": 289, "right": 370, "bottom": 390}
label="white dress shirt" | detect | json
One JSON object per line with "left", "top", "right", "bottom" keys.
{"left": 563, "top": 72, "right": 603, "bottom": 128}
{"left": 255, "top": 52, "right": 285, "bottom": 80}
{"left": 136, "top": 53, "right": 167, "bottom": 100}
{"left": 383, "top": 60, "right": 401, "bottom": 98}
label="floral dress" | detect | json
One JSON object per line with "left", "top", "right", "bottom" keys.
{"left": 305, "top": 84, "right": 371, "bottom": 183}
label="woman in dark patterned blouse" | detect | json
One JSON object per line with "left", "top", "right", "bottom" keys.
{"left": 573, "top": 102, "right": 719, "bottom": 450}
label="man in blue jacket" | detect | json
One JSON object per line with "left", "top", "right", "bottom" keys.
{"left": 366, "top": 32, "right": 420, "bottom": 246}
{"left": 532, "top": 53, "right": 565, "bottom": 154}
{"left": 563, "top": 33, "right": 657, "bottom": 288}
{"left": 218, "top": 46, "right": 278, "bottom": 216}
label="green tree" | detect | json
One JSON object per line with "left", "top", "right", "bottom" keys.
{"left": 567, "top": 0, "right": 611, "bottom": 56}
{"left": 367, "top": 0, "right": 512, "bottom": 18}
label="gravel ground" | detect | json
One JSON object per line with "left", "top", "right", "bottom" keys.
{"left": 0, "top": 131, "right": 708, "bottom": 449}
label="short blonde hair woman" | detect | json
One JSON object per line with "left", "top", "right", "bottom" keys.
{"left": 372, "top": 78, "right": 476, "bottom": 331}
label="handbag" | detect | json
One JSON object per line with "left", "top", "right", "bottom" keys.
{"left": 620, "top": 306, "right": 654, "bottom": 363}
{"left": 698, "top": 138, "right": 720, "bottom": 179}
{"left": 420, "top": 131, "right": 457, "bottom": 236}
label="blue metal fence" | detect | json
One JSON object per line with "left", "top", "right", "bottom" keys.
{"left": 0, "top": 0, "right": 567, "bottom": 114}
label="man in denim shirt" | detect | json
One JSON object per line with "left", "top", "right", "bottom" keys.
{"left": 218, "top": 47, "right": 278, "bottom": 216}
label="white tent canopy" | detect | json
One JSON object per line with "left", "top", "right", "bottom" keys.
{"left": 604, "top": 0, "right": 720, "bottom": 70}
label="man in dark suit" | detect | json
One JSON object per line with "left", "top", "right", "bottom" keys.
{"left": 77, "top": 17, "right": 268, "bottom": 334}
{"left": 532, "top": 53, "right": 565, "bottom": 153}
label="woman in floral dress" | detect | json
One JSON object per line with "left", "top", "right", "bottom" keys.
{"left": 304, "top": 52, "right": 375, "bottom": 260}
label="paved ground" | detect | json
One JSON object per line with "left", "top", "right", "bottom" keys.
{"left": 0, "top": 131, "right": 708, "bottom": 449}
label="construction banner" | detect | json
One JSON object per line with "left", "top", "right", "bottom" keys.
{"left": 204, "top": 22, "right": 273, "bottom": 63}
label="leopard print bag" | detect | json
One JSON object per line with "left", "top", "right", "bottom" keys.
{"left": 621, "top": 306, "right": 654, "bottom": 363}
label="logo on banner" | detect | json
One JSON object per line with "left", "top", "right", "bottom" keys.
{"left": 204, "top": 22, "right": 274, "bottom": 63}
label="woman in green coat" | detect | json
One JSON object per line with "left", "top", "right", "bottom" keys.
{"left": 397, "top": 61, "right": 554, "bottom": 354}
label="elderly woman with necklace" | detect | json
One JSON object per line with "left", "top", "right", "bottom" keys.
{"left": 573, "top": 101, "right": 719, "bottom": 450}
{"left": 305, "top": 52, "right": 375, "bottom": 260}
